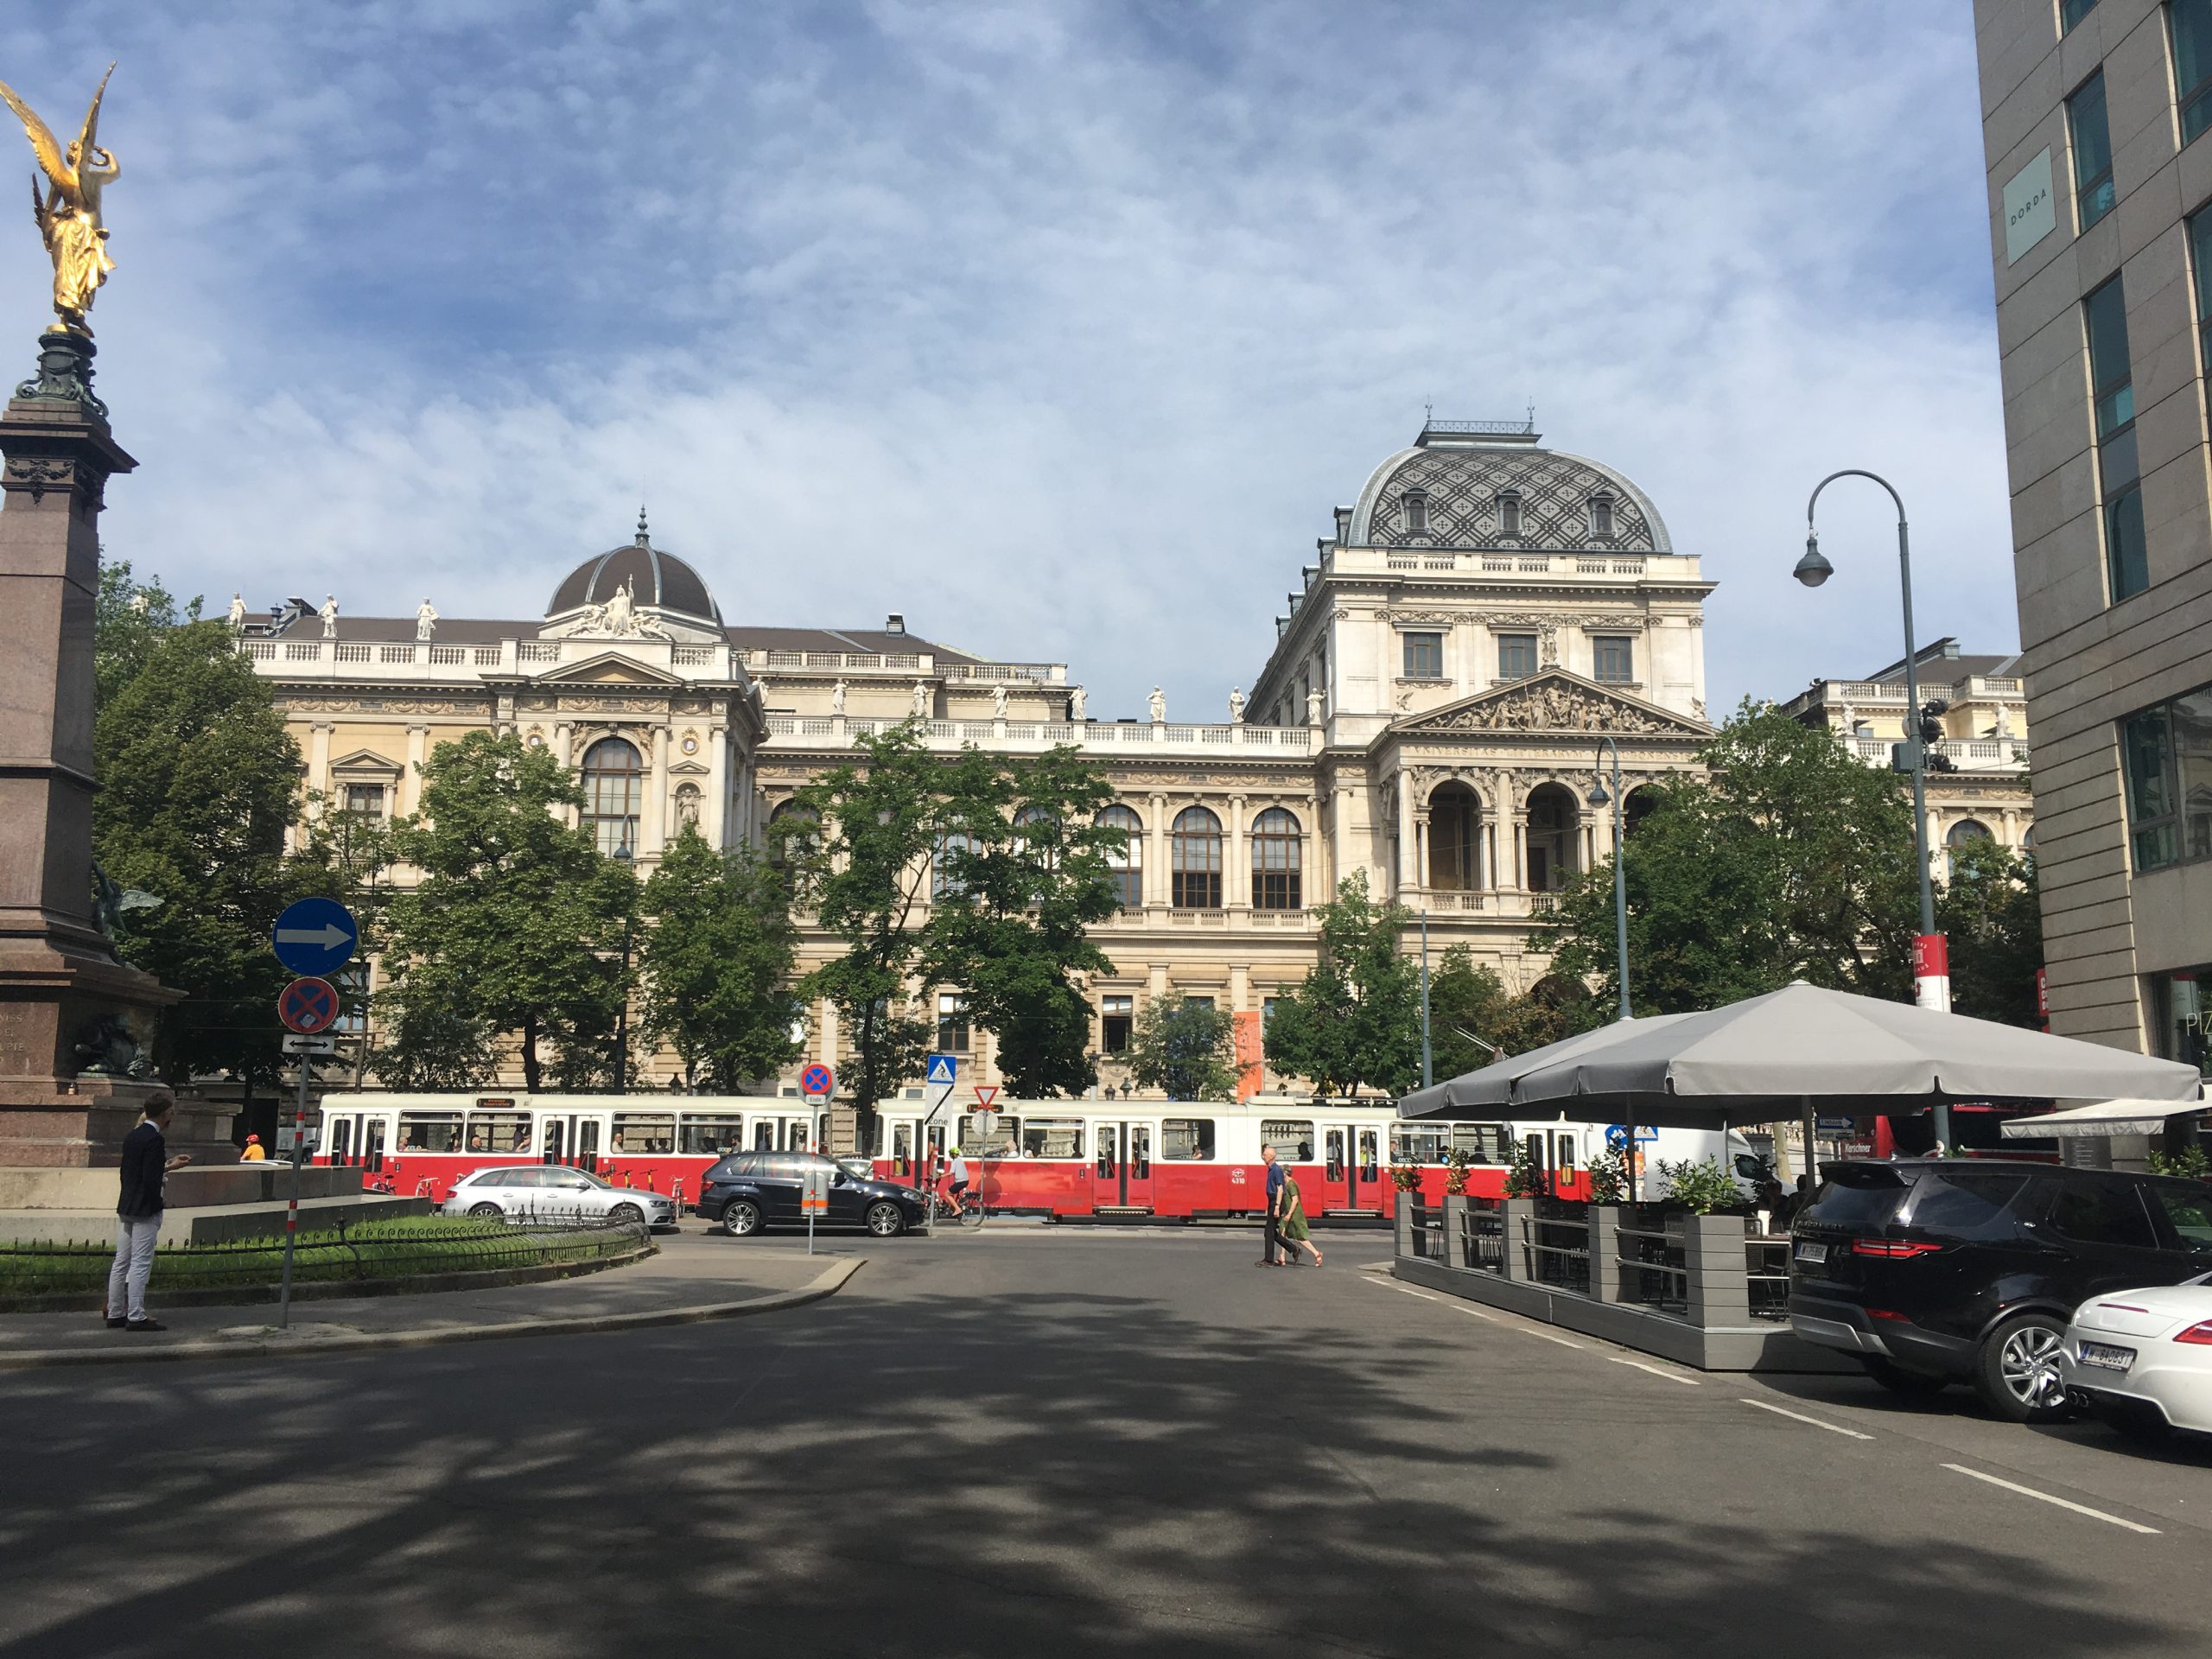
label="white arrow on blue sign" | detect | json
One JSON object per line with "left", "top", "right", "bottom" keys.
{"left": 271, "top": 897, "right": 359, "bottom": 976}
{"left": 925, "top": 1053, "right": 958, "bottom": 1086}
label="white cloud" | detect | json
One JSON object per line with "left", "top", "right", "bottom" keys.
{"left": 14, "top": 0, "right": 2008, "bottom": 717}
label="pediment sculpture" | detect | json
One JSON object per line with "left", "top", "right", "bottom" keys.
{"left": 1416, "top": 678, "right": 1684, "bottom": 736}
{"left": 550, "top": 577, "right": 674, "bottom": 641}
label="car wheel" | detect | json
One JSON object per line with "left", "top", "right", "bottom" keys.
{"left": 608, "top": 1201, "right": 644, "bottom": 1225}
{"left": 467, "top": 1203, "right": 503, "bottom": 1219}
{"left": 866, "top": 1201, "right": 905, "bottom": 1237}
{"left": 722, "top": 1200, "right": 761, "bottom": 1238}
{"left": 1974, "top": 1313, "right": 2075, "bottom": 1423}
{"left": 1860, "top": 1357, "right": 1950, "bottom": 1396}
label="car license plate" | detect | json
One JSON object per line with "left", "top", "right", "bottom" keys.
{"left": 2076, "top": 1341, "right": 2134, "bottom": 1373}
{"left": 1794, "top": 1241, "right": 1827, "bottom": 1265}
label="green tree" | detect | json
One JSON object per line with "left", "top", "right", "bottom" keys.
{"left": 92, "top": 607, "right": 318, "bottom": 1090}
{"left": 639, "top": 823, "right": 804, "bottom": 1090}
{"left": 1546, "top": 701, "right": 1919, "bottom": 1015}
{"left": 1262, "top": 872, "right": 1421, "bottom": 1097}
{"left": 922, "top": 746, "right": 1124, "bottom": 1098}
{"left": 1939, "top": 836, "right": 2044, "bottom": 1027}
{"left": 379, "top": 731, "right": 633, "bottom": 1091}
{"left": 1427, "top": 945, "right": 1514, "bottom": 1078}
{"left": 789, "top": 726, "right": 943, "bottom": 1140}
{"left": 95, "top": 558, "right": 203, "bottom": 711}
{"left": 1127, "top": 998, "right": 1238, "bottom": 1101}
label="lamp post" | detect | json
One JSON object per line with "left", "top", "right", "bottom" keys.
{"left": 613, "top": 830, "right": 635, "bottom": 1095}
{"left": 1801, "top": 469, "right": 1951, "bottom": 1151}
{"left": 1420, "top": 909, "right": 1433, "bottom": 1090}
{"left": 1586, "top": 736, "right": 1631, "bottom": 1022}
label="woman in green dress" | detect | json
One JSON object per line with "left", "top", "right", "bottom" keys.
{"left": 1279, "top": 1170, "right": 1324, "bottom": 1267}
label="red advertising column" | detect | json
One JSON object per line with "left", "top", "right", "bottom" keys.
{"left": 1912, "top": 933, "right": 1951, "bottom": 1014}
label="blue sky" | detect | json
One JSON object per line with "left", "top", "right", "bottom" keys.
{"left": 10, "top": 1, "right": 2007, "bottom": 720}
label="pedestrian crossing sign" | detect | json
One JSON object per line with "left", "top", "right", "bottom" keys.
{"left": 926, "top": 1053, "right": 958, "bottom": 1086}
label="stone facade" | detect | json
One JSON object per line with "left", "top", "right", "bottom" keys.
{"left": 242, "top": 423, "right": 1716, "bottom": 1101}
{"left": 1975, "top": 0, "right": 2212, "bottom": 1070}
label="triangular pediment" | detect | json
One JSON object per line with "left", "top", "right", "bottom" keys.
{"left": 532, "top": 652, "right": 684, "bottom": 688}
{"left": 327, "top": 747, "right": 403, "bottom": 776}
{"left": 1393, "top": 671, "right": 1709, "bottom": 738}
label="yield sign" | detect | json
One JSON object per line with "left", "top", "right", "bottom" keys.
{"left": 974, "top": 1084, "right": 999, "bottom": 1109}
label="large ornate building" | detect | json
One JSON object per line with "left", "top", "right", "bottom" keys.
{"left": 242, "top": 420, "right": 1716, "bottom": 1101}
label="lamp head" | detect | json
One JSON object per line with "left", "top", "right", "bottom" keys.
{"left": 1794, "top": 532, "right": 1834, "bottom": 588}
{"left": 1588, "top": 779, "right": 1611, "bottom": 807}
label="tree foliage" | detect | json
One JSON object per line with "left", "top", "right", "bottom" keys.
{"left": 1546, "top": 701, "right": 1919, "bottom": 1015}
{"left": 379, "top": 732, "right": 634, "bottom": 1092}
{"left": 1125, "top": 998, "right": 1239, "bottom": 1101}
{"left": 639, "top": 823, "right": 804, "bottom": 1090}
{"left": 1938, "top": 836, "right": 2044, "bottom": 1027}
{"left": 1262, "top": 872, "right": 1421, "bottom": 1097}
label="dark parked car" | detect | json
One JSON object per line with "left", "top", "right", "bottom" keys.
{"left": 1789, "top": 1159, "right": 2212, "bottom": 1422}
{"left": 696, "top": 1151, "right": 928, "bottom": 1239}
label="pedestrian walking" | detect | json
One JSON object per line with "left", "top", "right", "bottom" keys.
{"left": 106, "top": 1092, "right": 188, "bottom": 1332}
{"left": 1256, "top": 1145, "right": 1290, "bottom": 1267}
{"left": 1279, "top": 1169, "right": 1323, "bottom": 1267}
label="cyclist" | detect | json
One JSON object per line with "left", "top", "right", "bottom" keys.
{"left": 944, "top": 1146, "right": 971, "bottom": 1217}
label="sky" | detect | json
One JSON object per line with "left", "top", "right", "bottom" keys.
{"left": 9, "top": 0, "right": 2010, "bottom": 722}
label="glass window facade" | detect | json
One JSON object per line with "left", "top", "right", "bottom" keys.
{"left": 579, "top": 738, "right": 642, "bottom": 855}
{"left": 2062, "top": 0, "right": 2100, "bottom": 31}
{"left": 1096, "top": 804, "right": 1142, "bottom": 909}
{"left": 2083, "top": 276, "right": 2147, "bottom": 601}
{"left": 1100, "top": 995, "right": 1133, "bottom": 1052}
{"left": 2120, "top": 683, "right": 2212, "bottom": 870}
{"left": 1251, "top": 807, "right": 1302, "bottom": 909}
{"left": 2068, "top": 71, "right": 2115, "bottom": 228}
{"left": 2177, "top": 0, "right": 2212, "bottom": 146}
{"left": 1170, "top": 807, "right": 1223, "bottom": 908}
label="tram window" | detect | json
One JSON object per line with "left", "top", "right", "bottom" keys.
{"left": 1555, "top": 1138, "right": 1578, "bottom": 1175}
{"left": 1452, "top": 1123, "right": 1512, "bottom": 1164}
{"left": 1325, "top": 1128, "right": 1346, "bottom": 1174}
{"left": 397, "top": 1112, "right": 462, "bottom": 1153}
{"left": 613, "top": 1113, "right": 676, "bottom": 1155}
{"left": 364, "top": 1118, "right": 388, "bottom": 1153}
{"left": 1262, "top": 1120, "right": 1315, "bottom": 1162}
{"left": 754, "top": 1120, "right": 776, "bottom": 1151}
{"left": 1021, "top": 1118, "right": 1084, "bottom": 1159}
{"left": 891, "top": 1124, "right": 912, "bottom": 1165}
{"left": 1524, "top": 1133, "right": 1544, "bottom": 1169}
{"left": 1392, "top": 1128, "right": 1446, "bottom": 1165}
{"left": 1160, "top": 1118, "right": 1216, "bottom": 1160}
{"left": 681, "top": 1116, "right": 746, "bottom": 1155}
{"left": 467, "top": 1111, "right": 531, "bottom": 1154}
{"left": 958, "top": 1114, "right": 1019, "bottom": 1155}
{"left": 329, "top": 1118, "right": 353, "bottom": 1158}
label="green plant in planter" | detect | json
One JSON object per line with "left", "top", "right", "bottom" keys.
{"left": 2150, "top": 1144, "right": 2211, "bottom": 1180}
{"left": 1443, "top": 1146, "right": 1472, "bottom": 1195}
{"left": 1388, "top": 1161, "right": 1422, "bottom": 1193}
{"left": 1654, "top": 1156, "right": 1738, "bottom": 1215}
{"left": 1502, "top": 1140, "right": 1543, "bottom": 1199}
{"left": 1586, "top": 1145, "right": 1630, "bottom": 1206}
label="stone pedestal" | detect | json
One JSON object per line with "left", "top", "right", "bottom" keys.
{"left": 0, "top": 327, "right": 210, "bottom": 1168}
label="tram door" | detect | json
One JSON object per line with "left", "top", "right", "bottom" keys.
{"left": 326, "top": 1112, "right": 385, "bottom": 1167}
{"left": 542, "top": 1116, "right": 601, "bottom": 1170}
{"left": 1093, "top": 1122, "right": 1154, "bottom": 1210}
{"left": 1349, "top": 1126, "right": 1382, "bottom": 1211}
{"left": 1319, "top": 1127, "right": 1353, "bottom": 1212}
{"left": 1523, "top": 1130, "right": 1580, "bottom": 1197}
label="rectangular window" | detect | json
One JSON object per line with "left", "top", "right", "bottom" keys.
{"left": 2068, "top": 71, "right": 2115, "bottom": 228}
{"left": 1451, "top": 1122, "right": 1515, "bottom": 1164}
{"left": 2083, "top": 276, "right": 2147, "bottom": 601}
{"left": 1402, "top": 632, "right": 1444, "bottom": 678}
{"left": 1160, "top": 1118, "right": 1217, "bottom": 1160}
{"left": 937, "top": 993, "right": 969, "bottom": 1053}
{"left": 1262, "top": 1119, "right": 1315, "bottom": 1160}
{"left": 2062, "top": 0, "right": 2099, "bottom": 31}
{"left": 342, "top": 782, "right": 385, "bottom": 817}
{"left": 957, "top": 1113, "right": 1019, "bottom": 1156}
{"left": 1020, "top": 1117, "right": 1084, "bottom": 1159}
{"left": 680, "top": 1116, "right": 747, "bottom": 1156}
{"left": 2190, "top": 209, "right": 2212, "bottom": 378}
{"left": 397, "top": 1112, "right": 462, "bottom": 1154}
{"left": 464, "top": 1111, "right": 532, "bottom": 1154}
{"left": 1101, "top": 995, "right": 1133, "bottom": 1053}
{"left": 1391, "top": 1126, "right": 1446, "bottom": 1165}
{"left": 612, "top": 1112, "right": 675, "bottom": 1155}
{"left": 2177, "top": 0, "right": 2212, "bottom": 146}
{"left": 1498, "top": 633, "right": 1537, "bottom": 680}
{"left": 2123, "top": 704, "right": 2181, "bottom": 870}
{"left": 1183, "top": 995, "right": 1214, "bottom": 1010}
{"left": 1262, "top": 995, "right": 1281, "bottom": 1024}
{"left": 2084, "top": 276, "right": 2134, "bottom": 438}
{"left": 1592, "top": 635, "right": 1635, "bottom": 683}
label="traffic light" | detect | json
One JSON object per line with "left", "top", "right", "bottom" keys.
{"left": 1918, "top": 700, "right": 1956, "bottom": 773}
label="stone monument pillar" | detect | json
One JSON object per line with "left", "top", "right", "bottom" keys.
{"left": 0, "top": 328, "right": 206, "bottom": 1166}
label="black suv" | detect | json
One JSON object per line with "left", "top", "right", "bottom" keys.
{"left": 1789, "top": 1159, "right": 2212, "bottom": 1421}
{"left": 696, "top": 1151, "right": 929, "bottom": 1239}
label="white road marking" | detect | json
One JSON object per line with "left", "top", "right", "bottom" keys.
{"left": 1373, "top": 1281, "right": 1522, "bottom": 1329}
{"left": 1738, "top": 1398, "right": 1871, "bottom": 1439}
{"left": 1525, "top": 1329, "right": 1584, "bottom": 1349}
{"left": 1610, "top": 1357, "right": 1700, "bottom": 1385}
{"left": 1940, "top": 1463, "right": 2162, "bottom": 1535}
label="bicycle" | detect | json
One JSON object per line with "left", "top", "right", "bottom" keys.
{"left": 930, "top": 1188, "right": 988, "bottom": 1229}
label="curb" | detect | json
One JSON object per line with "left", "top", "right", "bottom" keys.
{"left": 0, "top": 1255, "right": 865, "bottom": 1371}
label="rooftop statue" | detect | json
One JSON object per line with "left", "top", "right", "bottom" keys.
{"left": 0, "top": 65, "right": 118, "bottom": 332}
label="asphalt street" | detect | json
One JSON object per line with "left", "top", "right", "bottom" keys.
{"left": 1, "top": 1224, "right": 2203, "bottom": 1658}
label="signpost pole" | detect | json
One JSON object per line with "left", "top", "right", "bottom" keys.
{"left": 277, "top": 1056, "right": 308, "bottom": 1329}
{"left": 269, "top": 897, "right": 357, "bottom": 1333}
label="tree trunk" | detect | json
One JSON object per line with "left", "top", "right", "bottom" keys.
{"left": 521, "top": 1013, "right": 541, "bottom": 1093}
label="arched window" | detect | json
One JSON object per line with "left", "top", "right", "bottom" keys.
{"left": 1014, "top": 804, "right": 1058, "bottom": 870}
{"left": 1251, "top": 807, "right": 1302, "bottom": 909}
{"left": 580, "top": 737, "right": 642, "bottom": 856}
{"left": 1171, "top": 806, "right": 1223, "bottom": 908}
{"left": 1589, "top": 493, "right": 1615, "bottom": 539}
{"left": 1097, "top": 804, "right": 1143, "bottom": 910}
{"left": 1946, "top": 817, "right": 1992, "bottom": 878}
{"left": 1402, "top": 489, "right": 1429, "bottom": 535}
{"left": 1498, "top": 491, "right": 1523, "bottom": 538}
{"left": 766, "top": 798, "right": 817, "bottom": 866}
{"left": 932, "top": 830, "right": 975, "bottom": 899}
{"left": 1428, "top": 783, "right": 1482, "bottom": 890}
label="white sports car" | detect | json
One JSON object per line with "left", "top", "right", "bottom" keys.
{"left": 2062, "top": 1273, "right": 2212, "bottom": 1440}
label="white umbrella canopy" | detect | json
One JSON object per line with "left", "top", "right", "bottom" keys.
{"left": 1397, "top": 1011, "right": 1695, "bottom": 1119}
{"left": 1399, "top": 982, "right": 2202, "bottom": 1130}
{"left": 1999, "top": 1098, "right": 2209, "bottom": 1138}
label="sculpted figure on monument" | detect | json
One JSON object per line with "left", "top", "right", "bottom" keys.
{"left": 1228, "top": 686, "right": 1244, "bottom": 724}
{"left": 416, "top": 599, "right": 438, "bottom": 641}
{"left": 1068, "top": 684, "right": 1086, "bottom": 722}
{"left": 992, "top": 683, "right": 1008, "bottom": 719}
{"left": 226, "top": 592, "right": 246, "bottom": 630}
{"left": 830, "top": 678, "right": 847, "bottom": 715}
{"left": 0, "top": 65, "right": 119, "bottom": 331}
{"left": 912, "top": 679, "right": 930, "bottom": 719}
{"left": 1148, "top": 686, "right": 1166, "bottom": 723}
{"left": 320, "top": 594, "right": 339, "bottom": 638}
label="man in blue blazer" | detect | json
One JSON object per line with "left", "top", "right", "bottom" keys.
{"left": 106, "top": 1092, "right": 189, "bottom": 1332}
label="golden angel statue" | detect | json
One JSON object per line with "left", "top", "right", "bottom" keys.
{"left": 0, "top": 65, "right": 118, "bottom": 332}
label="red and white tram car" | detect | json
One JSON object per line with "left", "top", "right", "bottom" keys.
{"left": 316, "top": 1091, "right": 1601, "bottom": 1218}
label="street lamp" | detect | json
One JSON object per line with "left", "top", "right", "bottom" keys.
{"left": 1586, "top": 736, "right": 1631, "bottom": 1021}
{"left": 1802, "top": 469, "right": 1951, "bottom": 1150}
{"left": 613, "top": 829, "right": 635, "bottom": 1096}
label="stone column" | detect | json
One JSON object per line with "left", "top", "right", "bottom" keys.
{"left": 704, "top": 721, "right": 729, "bottom": 849}
{"left": 644, "top": 725, "right": 670, "bottom": 856}
{"left": 1394, "top": 775, "right": 1414, "bottom": 897}
{"left": 402, "top": 726, "right": 429, "bottom": 817}
{"left": 817, "top": 997, "right": 839, "bottom": 1066}
{"left": 1148, "top": 792, "right": 1168, "bottom": 907}
{"left": 1415, "top": 806, "right": 1432, "bottom": 893}
{"left": 0, "top": 327, "right": 189, "bottom": 1166}
{"left": 1225, "top": 793, "right": 1248, "bottom": 912}
{"left": 308, "top": 722, "right": 334, "bottom": 799}
{"left": 1512, "top": 814, "right": 1529, "bottom": 890}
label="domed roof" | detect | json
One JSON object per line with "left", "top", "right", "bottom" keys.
{"left": 547, "top": 515, "right": 722, "bottom": 623}
{"left": 1348, "top": 423, "right": 1673, "bottom": 555}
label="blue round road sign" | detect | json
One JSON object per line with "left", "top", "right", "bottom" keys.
{"left": 272, "top": 897, "right": 358, "bottom": 976}
{"left": 801, "top": 1063, "right": 834, "bottom": 1096}
{"left": 279, "top": 976, "right": 340, "bottom": 1035}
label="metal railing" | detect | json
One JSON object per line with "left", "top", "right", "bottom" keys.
{"left": 1523, "top": 1204, "right": 1591, "bottom": 1292}
{"left": 1745, "top": 1236, "right": 1792, "bottom": 1322}
{"left": 1614, "top": 1217, "right": 1689, "bottom": 1317}
{"left": 1459, "top": 1198, "right": 1504, "bottom": 1274}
